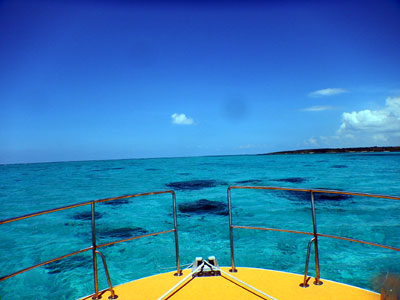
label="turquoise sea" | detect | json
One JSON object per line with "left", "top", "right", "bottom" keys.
{"left": 1, "top": 153, "right": 400, "bottom": 299}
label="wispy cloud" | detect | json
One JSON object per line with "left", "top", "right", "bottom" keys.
{"left": 239, "top": 144, "right": 256, "bottom": 149}
{"left": 309, "top": 88, "right": 348, "bottom": 97}
{"left": 303, "top": 137, "right": 319, "bottom": 147}
{"left": 171, "top": 113, "right": 194, "bottom": 125}
{"left": 301, "top": 105, "right": 334, "bottom": 112}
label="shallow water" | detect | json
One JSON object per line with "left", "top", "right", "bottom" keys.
{"left": 1, "top": 153, "right": 400, "bottom": 299}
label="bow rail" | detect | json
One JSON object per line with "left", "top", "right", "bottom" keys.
{"left": 0, "top": 190, "right": 182, "bottom": 300}
{"left": 227, "top": 186, "right": 400, "bottom": 287}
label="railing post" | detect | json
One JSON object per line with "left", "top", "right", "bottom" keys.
{"left": 310, "top": 191, "right": 323, "bottom": 285}
{"left": 300, "top": 237, "right": 316, "bottom": 287}
{"left": 91, "top": 202, "right": 100, "bottom": 300}
{"left": 95, "top": 250, "right": 118, "bottom": 299}
{"left": 172, "top": 191, "right": 182, "bottom": 276}
{"left": 228, "top": 187, "right": 237, "bottom": 272}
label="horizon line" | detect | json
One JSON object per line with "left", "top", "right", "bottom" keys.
{"left": 2, "top": 145, "right": 400, "bottom": 166}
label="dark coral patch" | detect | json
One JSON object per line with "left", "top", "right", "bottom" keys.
{"left": 281, "top": 190, "right": 352, "bottom": 202}
{"left": 315, "top": 193, "right": 352, "bottom": 201}
{"left": 235, "top": 179, "right": 263, "bottom": 185}
{"left": 280, "top": 190, "right": 310, "bottom": 202}
{"left": 166, "top": 180, "right": 217, "bottom": 190}
{"left": 72, "top": 211, "right": 103, "bottom": 221}
{"left": 93, "top": 167, "right": 125, "bottom": 172}
{"left": 101, "top": 198, "right": 130, "bottom": 206}
{"left": 273, "top": 177, "right": 306, "bottom": 184}
{"left": 45, "top": 255, "right": 90, "bottom": 274}
{"left": 97, "top": 227, "right": 148, "bottom": 239}
{"left": 178, "top": 199, "right": 228, "bottom": 216}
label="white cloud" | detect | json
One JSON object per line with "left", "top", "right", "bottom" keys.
{"left": 171, "top": 113, "right": 194, "bottom": 125}
{"left": 338, "top": 97, "right": 400, "bottom": 134}
{"left": 308, "top": 137, "right": 318, "bottom": 146}
{"left": 239, "top": 144, "right": 256, "bottom": 149}
{"left": 309, "top": 88, "right": 348, "bottom": 97}
{"left": 372, "top": 134, "right": 388, "bottom": 142}
{"left": 303, "top": 137, "right": 319, "bottom": 147}
{"left": 305, "top": 97, "right": 400, "bottom": 148}
{"left": 301, "top": 105, "right": 334, "bottom": 112}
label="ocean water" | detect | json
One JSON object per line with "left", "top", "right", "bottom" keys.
{"left": 1, "top": 153, "right": 400, "bottom": 299}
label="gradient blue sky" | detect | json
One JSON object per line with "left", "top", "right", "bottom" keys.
{"left": 1, "top": 0, "right": 400, "bottom": 164}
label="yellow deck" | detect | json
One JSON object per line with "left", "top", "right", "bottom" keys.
{"left": 80, "top": 267, "right": 380, "bottom": 300}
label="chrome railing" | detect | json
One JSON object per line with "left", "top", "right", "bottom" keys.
{"left": 0, "top": 190, "right": 182, "bottom": 299}
{"left": 227, "top": 186, "right": 400, "bottom": 287}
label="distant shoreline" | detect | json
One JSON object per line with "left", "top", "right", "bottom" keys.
{"left": 263, "top": 146, "right": 400, "bottom": 155}
{"left": 3, "top": 146, "right": 400, "bottom": 165}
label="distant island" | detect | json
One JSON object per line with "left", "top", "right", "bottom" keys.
{"left": 264, "top": 146, "right": 400, "bottom": 155}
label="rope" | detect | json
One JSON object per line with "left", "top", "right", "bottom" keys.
{"left": 157, "top": 260, "right": 280, "bottom": 300}
{"left": 202, "top": 261, "right": 279, "bottom": 300}
{"left": 159, "top": 262, "right": 193, "bottom": 270}
{"left": 184, "top": 262, "right": 194, "bottom": 270}
{"left": 156, "top": 262, "right": 205, "bottom": 300}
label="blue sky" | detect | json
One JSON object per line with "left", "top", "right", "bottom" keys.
{"left": 1, "top": 0, "right": 400, "bottom": 164}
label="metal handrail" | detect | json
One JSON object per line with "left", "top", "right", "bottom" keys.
{"left": 300, "top": 237, "right": 316, "bottom": 288}
{"left": 0, "top": 190, "right": 182, "bottom": 299}
{"left": 95, "top": 250, "right": 117, "bottom": 300}
{"left": 227, "top": 186, "right": 400, "bottom": 286}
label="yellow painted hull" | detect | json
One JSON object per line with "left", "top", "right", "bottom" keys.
{"left": 80, "top": 267, "right": 379, "bottom": 299}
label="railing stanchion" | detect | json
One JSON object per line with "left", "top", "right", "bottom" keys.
{"left": 310, "top": 191, "right": 323, "bottom": 285}
{"left": 95, "top": 251, "right": 118, "bottom": 299}
{"left": 91, "top": 202, "right": 100, "bottom": 300}
{"left": 172, "top": 191, "right": 182, "bottom": 276}
{"left": 300, "top": 237, "right": 316, "bottom": 287}
{"left": 228, "top": 187, "right": 237, "bottom": 272}
{"left": 0, "top": 189, "right": 187, "bottom": 296}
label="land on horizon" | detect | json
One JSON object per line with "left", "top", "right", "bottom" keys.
{"left": 264, "top": 146, "right": 400, "bottom": 155}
